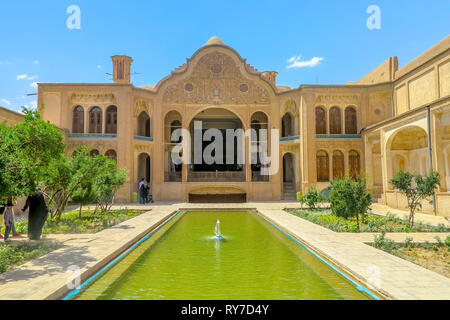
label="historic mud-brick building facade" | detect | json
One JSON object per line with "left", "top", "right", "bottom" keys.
{"left": 34, "top": 36, "right": 450, "bottom": 216}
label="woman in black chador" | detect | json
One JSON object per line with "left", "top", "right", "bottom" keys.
{"left": 22, "top": 192, "right": 49, "bottom": 240}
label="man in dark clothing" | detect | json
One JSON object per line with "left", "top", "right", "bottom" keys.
{"left": 22, "top": 192, "right": 49, "bottom": 240}
{"left": 143, "top": 182, "right": 149, "bottom": 204}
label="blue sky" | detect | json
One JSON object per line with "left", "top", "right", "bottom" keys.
{"left": 0, "top": 0, "right": 449, "bottom": 112}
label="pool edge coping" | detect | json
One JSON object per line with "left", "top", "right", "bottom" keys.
{"left": 55, "top": 209, "right": 180, "bottom": 300}
{"left": 65, "top": 208, "right": 385, "bottom": 301}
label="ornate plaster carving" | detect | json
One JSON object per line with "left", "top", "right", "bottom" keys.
{"left": 70, "top": 92, "right": 117, "bottom": 105}
{"left": 163, "top": 51, "right": 271, "bottom": 105}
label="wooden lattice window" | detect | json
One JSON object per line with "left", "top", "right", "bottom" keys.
{"left": 72, "top": 106, "right": 84, "bottom": 133}
{"left": 345, "top": 107, "right": 357, "bottom": 134}
{"left": 315, "top": 107, "right": 326, "bottom": 134}
{"left": 317, "top": 151, "right": 329, "bottom": 182}
{"left": 329, "top": 107, "right": 342, "bottom": 134}
{"left": 333, "top": 151, "right": 345, "bottom": 179}
{"left": 106, "top": 150, "right": 117, "bottom": 163}
{"left": 349, "top": 150, "right": 361, "bottom": 179}
{"left": 105, "top": 106, "right": 117, "bottom": 134}
{"left": 89, "top": 107, "right": 103, "bottom": 134}
{"left": 90, "top": 149, "right": 100, "bottom": 157}
{"left": 282, "top": 113, "right": 293, "bottom": 137}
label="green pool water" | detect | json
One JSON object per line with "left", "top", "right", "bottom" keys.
{"left": 72, "top": 211, "right": 371, "bottom": 300}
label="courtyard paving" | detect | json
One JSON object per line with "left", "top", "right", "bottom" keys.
{"left": 0, "top": 201, "right": 449, "bottom": 300}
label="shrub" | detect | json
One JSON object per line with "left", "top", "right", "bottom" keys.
{"left": 329, "top": 176, "right": 372, "bottom": 231}
{"left": 373, "top": 232, "right": 398, "bottom": 252}
{"left": 301, "top": 187, "right": 326, "bottom": 210}
{"left": 297, "top": 192, "right": 304, "bottom": 209}
{"left": 444, "top": 236, "right": 450, "bottom": 249}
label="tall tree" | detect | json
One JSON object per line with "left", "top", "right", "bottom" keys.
{"left": 390, "top": 171, "right": 440, "bottom": 227}
{"left": 0, "top": 108, "right": 65, "bottom": 199}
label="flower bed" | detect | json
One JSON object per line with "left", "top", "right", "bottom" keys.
{"left": 372, "top": 233, "right": 450, "bottom": 278}
{"left": 0, "top": 241, "right": 61, "bottom": 274}
{"left": 14, "top": 209, "right": 148, "bottom": 234}
{"left": 285, "top": 208, "right": 450, "bottom": 233}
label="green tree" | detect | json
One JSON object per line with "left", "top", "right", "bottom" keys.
{"left": 44, "top": 146, "right": 109, "bottom": 221}
{"left": 94, "top": 160, "right": 127, "bottom": 213}
{"left": 390, "top": 171, "right": 440, "bottom": 227}
{"left": 329, "top": 176, "right": 372, "bottom": 231}
{"left": 301, "top": 186, "right": 326, "bottom": 210}
{"left": 71, "top": 178, "right": 99, "bottom": 218}
{"left": 0, "top": 108, "right": 65, "bottom": 199}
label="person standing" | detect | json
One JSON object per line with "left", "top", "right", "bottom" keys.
{"left": 8, "top": 198, "right": 21, "bottom": 237}
{"left": 3, "top": 201, "right": 15, "bottom": 242}
{"left": 138, "top": 178, "right": 145, "bottom": 204}
{"left": 143, "top": 182, "right": 149, "bottom": 205}
{"left": 0, "top": 201, "right": 5, "bottom": 239}
{"left": 22, "top": 192, "right": 49, "bottom": 241}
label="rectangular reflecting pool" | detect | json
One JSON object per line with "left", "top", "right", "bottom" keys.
{"left": 71, "top": 211, "right": 374, "bottom": 300}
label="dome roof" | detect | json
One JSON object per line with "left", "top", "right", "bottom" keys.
{"left": 203, "top": 36, "right": 225, "bottom": 46}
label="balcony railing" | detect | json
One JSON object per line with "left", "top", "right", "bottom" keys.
{"left": 280, "top": 135, "right": 300, "bottom": 142}
{"left": 316, "top": 134, "right": 362, "bottom": 139}
{"left": 165, "top": 172, "right": 182, "bottom": 182}
{"left": 67, "top": 133, "right": 117, "bottom": 139}
{"left": 188, "top": 171, "right": 245, "bottom": 182}
{"left": 134, "top": 136, "right": 154, "bottom": 142}
{"left": 252, "top": 171, "right": 270, "bottom": 182}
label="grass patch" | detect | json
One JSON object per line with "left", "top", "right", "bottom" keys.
{"left": 0, "top": 241, "right": 62, "bottom": 274}
{"left": 285, "top": 208, "right": 450, "bottom": 233}
{"left": 373, "top": 234, "right": 450, "bottom": 278}
{"left": 13, "top": 209, "right": 148, "bottom": 235}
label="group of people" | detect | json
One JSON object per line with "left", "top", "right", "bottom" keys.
{"left": 0, "top": 192, "right": 49, "bottom": 242}
{"left": 138, "top": 179, "right": 153, "bottom": 204}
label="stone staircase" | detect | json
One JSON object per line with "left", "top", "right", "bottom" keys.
{"left": 283, "top": 183, "right": 297, "bottom": 200}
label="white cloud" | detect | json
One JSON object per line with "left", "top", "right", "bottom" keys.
{"left": 17, "top": 74, "right": 39, "bottom": 80}
{"left": 0, "top": 99, "right": 11, "bottom": 106}
{"left": 0, "top": 61, "right": 11, "bottom": 65}
{"left": 97, "top": 65, "right": 102, "bottom": 69}
{"left": 33, "top": 60, "right": 39, "bottom": 64}
{"left": 287, "top": 55, "right": 324, "bottom": 69}
{"left": 30, "top": 82, "right": 38, "bottom": 89}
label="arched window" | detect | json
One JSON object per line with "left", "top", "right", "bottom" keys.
{"left": 105, "top": 150, "right": 117, "bottom": 163}
{"left": 329, "top": 107, "right": 342, "bottom": 134}
{"left": 282, "top": 113, "right": 293, "bottom": 137}
{"left": 345, "top": 107, "right": 357, "bottom": 134}
{"left": 317, "top": 151, "right": 329, "bottom": 182}
{"left": 251, "top": 112, "right": 269, "bottom": 181}
{"left": 333, "top": 151, "right": 345, "bottom": 179}
{"left": 137, "top": 112, "right": 151, "bottom": 137}
{"left": 105, "top": 106, "right": 117, "bottom": 134}
{"left": 349, "top": 150, "right": 361, "bottom": 180}
{"left": 89, "top": 107, "right": 103, "bottom": 134}
{"left": 171, "top": 120, "right": 182, "bottom": 143}
{"left": 90, "top": 149, "right": 100, "bottom": 157}
{"left": 315, "top": 107, "right": 326, "bottom": 134}
{"left": 72, "top": 106, "right": 84, "bottom": 134}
